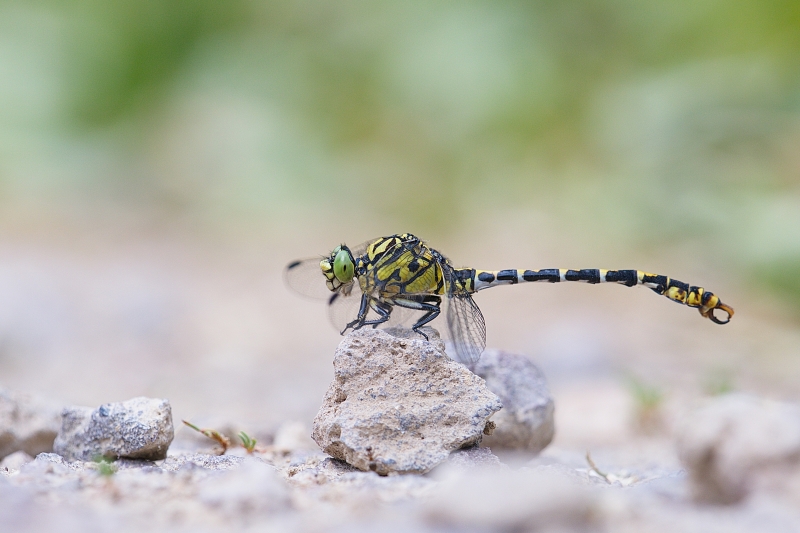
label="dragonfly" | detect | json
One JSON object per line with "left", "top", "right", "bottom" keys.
{"left": 284, "top": 233, "right": 734, "bottom": 367}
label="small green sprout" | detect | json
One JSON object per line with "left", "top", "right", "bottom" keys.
{"left": 628, "top": 377, "right": 663, "bottom": 410}
{"left": 238, "top": 431, "right": 257, "bottom": 453}
{"left": 627, "top": 377, "right": 664, "bottom": 434}
{"left": 182, "top": 420, "right": 231, "bottom": 454}
{"left": 705, "top": 370, "right": 734, "bottom": 396}
{"left": 93, "top": 456, "right": 118, "bottom": 477}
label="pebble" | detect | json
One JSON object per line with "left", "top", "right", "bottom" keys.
{"left": 53, "top": 397, "right": 174, "bottom": 461}
{"left": 473, "top": 349, "right": 555, "bottom": 452}
{"left": 0, "top": 387, "right": 61, "bottom": 460}
{"left": 0, "top": 450, "right": 34, "bottom": 472}
{"left": 312, "top": 327, "right": 502, "bottom": 475}
{"left": 677, "top": 393, "right": 800, "bottom": 504}
{"left": 424, "top": 466, "right": 598, "bottom": 531}
{"left": 196, "top": 456, "right": 291, "bottom": 515}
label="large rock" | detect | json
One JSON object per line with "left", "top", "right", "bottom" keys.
{"left": 54, "top": 397, "right": 174, "bottom": 461}
{"left": 0, "top": 387, "right": 61, "bottom": 460}
{"left": 677, "top": 393, "right": 800, "bottom": 505}
{"left": 312, "top": 327, "right": 502, "bottom": 475}
{"left": 473, "top": 350, "right": 555, "bottom": 452}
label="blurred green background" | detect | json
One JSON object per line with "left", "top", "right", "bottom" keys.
{"left": 1, "top": 0, "right": 800, "bottom": 433}
{"left": 2, "top": 0, "right": 798, "bottom": 309}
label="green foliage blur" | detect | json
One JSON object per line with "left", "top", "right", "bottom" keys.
{"left": 1, "top": 1, "right": 799, "bottom": 309}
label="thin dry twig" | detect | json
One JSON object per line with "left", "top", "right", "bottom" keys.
{"left": 182, "top": 420, "right": 231, "bottom": 454}
{"left": 585, "top": 451, "right": 611, "bottom": 483}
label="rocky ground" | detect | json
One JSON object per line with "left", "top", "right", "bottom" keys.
{"left": 2, "top": 225, "right": 800, "bottom": 532}
{"left": 3, "top": 327, "right": 800, "bottom": 533}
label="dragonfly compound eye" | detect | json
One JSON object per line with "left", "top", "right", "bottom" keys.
{"left": 333, "top": 247, "right": 355, "bottom": 283}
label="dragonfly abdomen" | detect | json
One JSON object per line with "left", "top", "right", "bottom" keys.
{"left": 471, "top": 268, "right": 607, "bottom": 288}
{"left": 470, "top": 268, "right": 734, "bottom": 324}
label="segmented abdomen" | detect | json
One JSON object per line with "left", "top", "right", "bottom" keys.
{"left": 468, "top": 268, "right": 734, "bottom": 324}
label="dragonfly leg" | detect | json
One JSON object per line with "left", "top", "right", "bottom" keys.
{"left": 363, "top": 299, "right": 392, "bottom": 329}
{"left": 342, "top": 293, "right": 371, "bottom": 334}
{"left": 393, "top": 295, "right": 441, "bottom": 341}
{"left": 342, "top": 295, "right": 393, "bottom": 333}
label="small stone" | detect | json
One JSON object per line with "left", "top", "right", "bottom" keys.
{"left": 444, "top": 446, "right": 503, "bottom": 470}
{"left": 0, "top": 387, "right": 61, "bottom": 460}
{"left": 287, "top": 455, "right": 435, "bottom": 505}
{"left": 53, "top": 397, "right": 174, "bottom": 461}
{"left": 312, "top": 327, "right": 502, "bottom": 475}
{"left": 160, "top": 453, "right": 243, "bottom": 473}
{"left": 1, "top": 450, "right": 34, "bottom": 472}
{"left": 472, "top": 350, "right": 555, "bottom": 452}
{"left": 26, "top": 452, "right": 84, "bottom": 472}
{"left": 677, "top": 393, "right": 800, "bottom": 505}
{"left": 424, "top": 466, "right": 598, "bottom": 531}
{"left": 196, "top": 457, "right": 291, "bottom": 515}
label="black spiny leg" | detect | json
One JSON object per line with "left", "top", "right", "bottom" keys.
{"left": 393, "top": 295, "right": 442, "bottom": 341}
{"left": 364, "top": 299, "right": 393, "bottom": 329}
{"left": 342, "top": 294, "right": 394, "bottom": 334}
{"left": 342, "top": 293, "right": 370, "bottom": 334}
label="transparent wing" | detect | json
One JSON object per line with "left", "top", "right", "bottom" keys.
{"left": 387, "top": 302, "right": 423, "bottom": 327}
{"left": 284, "top": 237, "right": 373, "bottom": 301}
{"left": 327, "top": 283, "right": 363, "bottom": 332}
{"left": 445, "top": 290, "right": 486, "bottom": 367}
{"left": 348, "top": 239, "right": 371, "bottom": 257}
{"left": 284, "top": 257, "right": 331, "bottom": 300}
{"left": 328, "top": 282, "right": 418, "bottom": 332}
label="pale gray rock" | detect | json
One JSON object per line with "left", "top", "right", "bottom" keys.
{"left": 444, "top": 445, "right": 503, "bottom": 470}
{"left": 677, "top": 393, "right": 800, "bottom": 505}
{"left": 312, "top": 327, "right": 502, "bottom": 475}
{"left": 22, "top": 452, "right": 85, "bottom": 474}
{"left": 196, "top": 456, "right": 291, "bottom": 515}
{"left": 473, "top": 349, "right": 554, "bottom": 452}
{"left": 424, "top": 466, "right": 599, "bottom": 531}
{"left": 1, "top": 450, "right": 34, "bottom": 472}
{"left": 288, "top": 455, "right": 436, "bottom": 505}
{"left": 54, "top": 397, "right": 174, "bottom": 461}
{"left": 0, "top": 387, "right": 61, "bottom": 460}
{"left": 160, "top": 452, "right": 243, "bottom": 473}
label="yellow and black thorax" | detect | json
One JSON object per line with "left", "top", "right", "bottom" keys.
{"left": 355, "top": 233, "right": 475, "bottom": 299}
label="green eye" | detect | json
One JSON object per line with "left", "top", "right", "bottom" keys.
{"left": 333, "top": 248, "right": 355, "bottom": 283}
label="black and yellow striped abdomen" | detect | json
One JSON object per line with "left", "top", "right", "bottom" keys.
{"left": 468, "top": 268, "right": 733, "bottom": 324}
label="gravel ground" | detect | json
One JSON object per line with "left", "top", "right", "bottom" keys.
{"left": 2, "top": 219, "right": 799, "bottom": 532}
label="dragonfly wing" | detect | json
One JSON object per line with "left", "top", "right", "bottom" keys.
{"left": 446, "top": 291, "right": 486, "bottom": 367}
{"left": 285, "top": 237, "right": 373, "bottom": 301}
{"left": 328, "top": 283, "right": 418, "bottom": 332}
{"left": 327, "top": 282, "right": 363, "bottom": 332}
{"left": 348, "top": 239, "right": 371, "bottom": 258}
{"left": 284, "top": 257, "right": 334, "bottom": 300}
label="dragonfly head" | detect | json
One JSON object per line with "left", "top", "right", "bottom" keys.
{"left": 320, "top": 245, "right": 355, "bottom": 291}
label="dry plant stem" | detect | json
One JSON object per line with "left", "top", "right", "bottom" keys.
{"left": 586, "top": 451, "right": 611, "bottom": 483}
{"left": 182, "top": 420, "right": 231, "bottom": 454}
